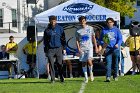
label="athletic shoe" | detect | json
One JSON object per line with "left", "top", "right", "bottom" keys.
{"left": 120, "top": 73, "right": 124, "bottom": 76}
{"left": 70, "top": 74, "right": 73, "bottom": 78}
{"left": 114, "top": 77, "right": 118, "bottom": 81}
{"left": 105, "top": 77, "right": 110, "bottom": 82}
{"left": 132, "top": 71, "right": 136, "bottom": 75}
{"left": 84, "top": 78, "right": 88, "bottom": 83}
{"left": 90, "top": 72, "right": 94, "bottom": 81}
{"left": 47, "top": 74, "right": 51, "bottom": 81}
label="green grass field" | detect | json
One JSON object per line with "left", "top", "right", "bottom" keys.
{"left": 0, "top": 75, "right": 140, "bottom": 93}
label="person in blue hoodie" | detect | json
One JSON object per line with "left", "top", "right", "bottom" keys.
{"left": 99, "top": 18, "right": 122, "bottom": 82}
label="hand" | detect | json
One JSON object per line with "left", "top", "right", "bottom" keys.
{"left": 98, "top": 48, "right": 105, "bottom": 55}
{"left": 115, "top": 44, "right": 118, "bottom": 48}
{"left": 63, "top": 50, "right": 66, "bottom": 55}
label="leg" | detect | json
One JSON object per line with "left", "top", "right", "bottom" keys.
{"left": 113, "top": 49, "right": 120, "bottom": 79}
{"left": 87, "top": 49, "right": 94, "bottom": 81}
{"left": 66, "top": 60, "right": 73, "bottom": 78}
{"left": 137, "top": 55, "right": 140, "bottom": 72}
{"left": 82, "top": 62, "right": 88, "bottom": 83}
{"left": 7, "top": 63, "right": 12, "bottom": 78}
{"left": 47, "top": 49, "right": 55, "bottom": 82}
{"left": 105, "top": 48, "right": 112, "bottom": 81}
{"left": 121, "top": 55, "right": 125, "bottom": 75}
{"left": 28, "top": 55, "right": 36, "bottom": 78}
{"left": 46, "top": 62, "right": 51, "bottom": 80}
{"left": 56, "top": 47, "right": 64, "bottom": 82}
{"left": 130, "top": 55, "right": 136, "bottom": 75}
{"left": 80, "top": 51, "right": 88, "bottom": 83}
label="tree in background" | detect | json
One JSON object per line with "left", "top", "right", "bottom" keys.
{"left": 90, "top": 0, "right": 136, "bottom": 18}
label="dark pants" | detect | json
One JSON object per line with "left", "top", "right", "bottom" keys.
{"left": 26, "top": 54, "right": 36, "bottom": 77}
{"left": 47, "top": 47, "right": 63, "bottom": 81}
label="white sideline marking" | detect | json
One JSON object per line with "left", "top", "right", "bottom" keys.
{"left": 78, "top": 82, "right": 87, "bottom": 93}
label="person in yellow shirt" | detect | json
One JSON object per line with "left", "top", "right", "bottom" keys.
{"left": 22, "top": 37, "right": 43, "bottom": 78}
{"left": 5, "top": 36, "right": 18, "bottom": 78}
{"left": 6, "top": 36, "right": 18, "bottom": 53}
{"left": 125, "top": 36, "right": 140, "bottom": 75}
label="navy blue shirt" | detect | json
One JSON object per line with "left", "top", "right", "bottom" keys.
{"left": 44, "top": 24, "right": 66, "bottom": 51}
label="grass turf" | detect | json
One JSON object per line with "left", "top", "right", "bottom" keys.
{"left": 0, "top": 75, "right": 140, "bottom": 93}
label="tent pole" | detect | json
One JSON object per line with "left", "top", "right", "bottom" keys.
{"left": 35, "top": 23, "right": 39, "bottom": 79}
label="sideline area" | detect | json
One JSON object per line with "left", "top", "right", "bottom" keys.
{"left": 0, "top": 75, "right": 140, "bottom": 93}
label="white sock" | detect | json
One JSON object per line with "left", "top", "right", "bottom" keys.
{"left": 88, "top": 65, "right": 93, "bottom": 74}
{"left": 82, "top": 66, "right": 88, "bottom": 79}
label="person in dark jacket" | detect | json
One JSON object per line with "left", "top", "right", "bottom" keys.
{"left": 0, "top": 45, "right": 13, "bottom": 78}
{"left": 0, "top": 45, "right": 9, "bottom": 60}
{"left": 43, "top": 15, "right": 66, "bottom": 83}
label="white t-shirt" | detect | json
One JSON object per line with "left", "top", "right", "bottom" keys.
{"left": 76, "top": 25, "right": 95, "bottom": 50}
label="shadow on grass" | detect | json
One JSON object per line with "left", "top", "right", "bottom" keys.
{"left": 0, "top": 81, "right": 50, "bottom": 84}
{"left": 0, "top": 79, "right": 84, "bottom": 84}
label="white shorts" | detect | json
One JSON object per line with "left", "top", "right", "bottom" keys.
{"left": 79, "top": 49, "right": 93, "bottom": 62}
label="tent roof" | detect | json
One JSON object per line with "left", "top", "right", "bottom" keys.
{"left": 35, "top": 0, "right": 120, "bottom": 24}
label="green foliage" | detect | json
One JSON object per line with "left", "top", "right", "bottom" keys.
{"left": 90, "top": 0, "right": 136, "bottom": 18}
{"left": 103, "top": 34, "right": 110, "bottom": 44}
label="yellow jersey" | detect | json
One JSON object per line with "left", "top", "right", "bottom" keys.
{"left": 23, "top": 41, "right": 41, "bottom": 55}
{"left": 125, "top": 36, "right": 140, "bottom": 51}
{"left": 6, "top": 42, "right": 18, "bottom": 53}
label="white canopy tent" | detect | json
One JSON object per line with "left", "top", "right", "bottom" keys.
{"left": 34, "top": 0, "right": 120, "bottom": 25}
{"left": 34, "top": 0, "right": 120, "bottom": 78}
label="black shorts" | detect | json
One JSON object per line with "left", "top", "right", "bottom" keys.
{"left": 130, "top": 51, "right": 139, "bottom": 56}
{"left": 27, "top": 54, "right": 36, "bottom": 64}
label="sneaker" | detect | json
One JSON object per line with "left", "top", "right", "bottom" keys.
{"left": 132, "top": 71, "right": 136, "bottom": 75}
{"left": 60, "top": 76, "right": 64, "bottom": 83}
{"left": 117, "top": 73, "right": 119, "bottom": 77}
{"left": 120, "top": 73, "right": 124, "bottom": 76}
{"left": 51, "top": 80, "right": 55, "bottom": 83}
{"left": 8, "top": 75, "right": 12, "bottom": 79}
{"left": 70, "top": 74, "right": 73, "bottom": 78}
{"left": 105, "top": 77, "right": 110, "bottom": 82}
{"left": 114, "top": 77, "right": 118, "bottom": 81}
{"left": 47, "top": 74, "right": 51, "bottom": 81}
{"left": 84, "top": 78, "right": 88, "bottom": 83}
{"left": 90, "top": 73, "right": 94, "bottom": 81}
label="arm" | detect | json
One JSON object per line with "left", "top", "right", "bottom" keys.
{"left": 99, "top": 30, "right": 104, "bottom": 47}
{"left": 75, "top": 31, "right": 81, "bottom": 54}
{"left": 5, "top": 44, "right": 9, "bottom": 52}
{"left": 13, "top": 44, "right": 18, "bottom": 51}
{"left": 22, "top": 44, "right": 27, "bottom": 55}
{"left": 37, "top": 37, "right": 44, "bottom": 45}
{"left": 43, "top": 30, "right": 49, "bottom": 53}
{"left": 92, "top": 35, "right": 98, "bottom": 53}
{"left": 115, "top": 29, "right": 122, "bottom": 48}
{"left": 76, "top": 38, "right": 81, "bottom": 54}
{"left": 61, "top": 32, "right": 66, "bottom": 49}
{"left": 125, "top": 36, "right": 130, "bottom": 47}
{"left": 61, "top": 27, "right": 67, "bottom": 51}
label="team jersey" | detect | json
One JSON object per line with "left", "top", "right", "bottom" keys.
{"left": 6, "top": 42, "right": 18, "bottom": 53}
{"left": 125, "top": 36, "right": 140, "bottom": 51}
{"left": 76, "top": 25, "right": 95, "bottom": 50}
{"left": 23, "top": 41, "right": 41, "bottom": 55}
